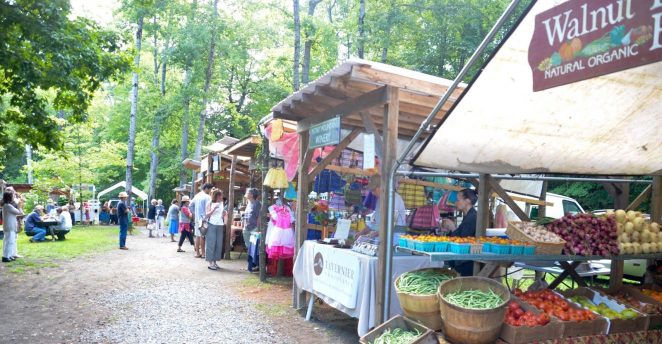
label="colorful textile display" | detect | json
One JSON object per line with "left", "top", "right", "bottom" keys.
{"left": 363, "top": 191, "right": 378, "bottom": 211}
{"left": 284, "top": 182, "right": 297, "bottom": 200}
{"left": 408, "top": 204, "right": 440, "bottom": 230}
{"left": 397, "top": 182, "right": 427, "bottom": 208}
{"left": 265, "top": 204, "right": 295, "bottom": 259}
{"left": 313, "top": 169, "right": 346, "bottom": 193}
{"left": 328, "top": 193, "right": 346, "bottom": 210}
{"left": 265, "top": 124, "right": 299, "bottom": 182}
{"left": 270, "top": 119, "right": 284, "bottom": 141}
{"left": 263, "top": 167, "right": 289, "bottom": 189}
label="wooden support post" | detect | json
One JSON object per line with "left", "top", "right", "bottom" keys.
{"left": 652, "top": 176, "right": 662, "bottom": 224}
{"left": 376, "top": 86, "right": 399, "bottom": 325}
{"left": 259, "top": 138, "right": 269, "bottom": 283}
{"left": 224, "top": 155, "right": 236, "bottom": 259}
{"left": 626, "top": 185, "right": 652, "bottom": 212}
{"left": 206, "top": 154, "right": 214, "bottom": 184}
{"left": 538, "top": 181, "right": 548, "bottom": 218}
{"left": 293, "top": 130, "right": 312, "bottom": 309}
{"left": 474, "top": 174, "right": 491, "bottom": 276}
{"left": 308, "top": 128, "right": 361, "bottom": 179}
{"left": 487, "top": 177, "right": 530, "bottom": 222}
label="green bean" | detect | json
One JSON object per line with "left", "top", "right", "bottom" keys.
{"left": 443, "top": 288, "right": 504, "bottom": 310}
{"left": 370, "top": 328, "right": 421, "bottom": 344}
{"left": 395, "top": 269, "right": 454, "bottom": 295}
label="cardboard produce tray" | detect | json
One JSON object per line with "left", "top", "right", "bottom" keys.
{"left": 562, "top": 287, "right": 648, "bottom": 334}
{"left": 500, "top": 297, "right": 564, "bottom": 344}
{"left": 600, "top": 285, "right": 662, "bottom": 330}
{"left": 359, "top": 315, "right": 437, "bottom": 344}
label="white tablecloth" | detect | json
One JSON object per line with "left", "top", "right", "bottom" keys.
{"left": 293, "top": 240, "right": 444, "bottom": 336}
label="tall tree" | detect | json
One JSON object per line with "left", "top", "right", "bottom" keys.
{"left": 358, "top": 0, "right": 365, "bottom": 58}
{"left": 126, "top": 15, "right": 144, "bottom": 205}
{"left": 293, "top": 0, "right": 301, "bottom": 91}
{"left": 193, "top": 0, "right": 219, "bottom": 167}
{"left": 301, "top": 0, "right": 322, "bottom": 85}
{"left": 180, "top": 69, "right": 192, "bottom": 187}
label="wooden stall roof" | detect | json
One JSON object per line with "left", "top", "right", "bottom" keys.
{"left": 182, "top": 158, "right": 201, "bottom": 170}
{"left": 269, "top": 59, "right": 465, "bottom": 139}
{"left": 222, "top": 135, "right": 261, "bottom": 157}
{"left": 204, "top": 136, "right": 239, "bottom": 153}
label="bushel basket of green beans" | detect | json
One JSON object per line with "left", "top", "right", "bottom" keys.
{"left": 395, "top": 268, "right": 457, "bottom": 295}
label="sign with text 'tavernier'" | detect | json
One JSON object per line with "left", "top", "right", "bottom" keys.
{"left": 529, "top": 0, "right": 662, "bottom": 91}
{"left": 309, "top": 116, "right": 341, "bottom": 149}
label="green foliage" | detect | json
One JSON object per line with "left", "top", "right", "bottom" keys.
{"left": 0, "top": 0, "right": 130, "bottom": 151}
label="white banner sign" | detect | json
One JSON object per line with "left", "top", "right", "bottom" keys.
{"left": 311, "top": 244, "right": 361, "bottom": 309}
{"left": 363, "top": 133, "right": 375, "bottom": 169}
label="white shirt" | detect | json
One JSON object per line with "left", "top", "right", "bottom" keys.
{"left": 208, "top": 202, "right": 225, "bottom": 226}
{"left": 191, "top": 191, "right": 211, "bottom": 225}
{"left": 367, "top": 192, "right": 407, "bottom": 230}
{"left": 58, "top": 212, "right": 72, "bottom": 230}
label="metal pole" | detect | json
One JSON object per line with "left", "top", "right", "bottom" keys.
{"left": 396, "top": 170, "right": 652, "bottom": 184}
{"left": 383, "top": 0, "right": 524, "bottom": 322}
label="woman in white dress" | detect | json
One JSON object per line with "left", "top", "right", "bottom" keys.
{"left": 204, "top": 189, "right": 226, "bottom": 270}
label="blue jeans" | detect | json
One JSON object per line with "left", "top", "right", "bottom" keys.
{"left": 32, "top": 227, "right": 47, "bottom": 241}
{"left": 119, "top": 222, "right": 128, "bottom": 247}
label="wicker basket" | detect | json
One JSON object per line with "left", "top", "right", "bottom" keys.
{"left": 506, "top": 221, "right": 565, "bottom": 255}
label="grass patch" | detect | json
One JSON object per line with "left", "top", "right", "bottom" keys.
{"left": 240, "top": 273, "right": 293, "bottom": 289}
{"left": 2, "top": 225, "right": 117, "bottom": 273}
{"left": 255, "top": 302, "right": 291, "bottom": 317}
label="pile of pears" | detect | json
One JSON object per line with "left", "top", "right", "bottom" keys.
{"left": 569, "top": 295, "right": 639, "bottom": 320}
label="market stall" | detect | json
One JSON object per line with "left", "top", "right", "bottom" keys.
{"left": 363, "top": 0, "right": 662, "bottom": 342}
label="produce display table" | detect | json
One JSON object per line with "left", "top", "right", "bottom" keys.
{"left": 434, "top": 329, "right": 662, "bottom": 344}
{"left": 293, "top": 241, "right": 444, "bottom": 336}
{"left": 396, "top": 247, "right": 659, "bottom": 289}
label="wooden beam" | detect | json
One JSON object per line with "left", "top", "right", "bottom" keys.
{"left": 488, "top": 176, "right": 530, "bottom": 222}
{"left": 324, "top": 165, "right": 375, "bottom": 176}
{"left": 351, "top": 65, "right": 465, "bottom": 100}
{"left": 223, "top": 155, "right": 236, "bottom": 259}
{"left": 626, "top": 185, "right": 652, "bottom": 212}
{"left": 476, "top": 174, "right": 491, "bottom": 236}
{"left": 294, "top": 129, "right": 311, "bottom": 309}
{"left": 360, "top": 112, "right": 383, "bottom": 160}
{"left": 490, "top": 192, "right": 554, "bottom": 207}
{"left": 377, "top": 86, "right": 399, "bottom": 325}
{"left": 297, "top": 86, "right": 388, "bottom": 132}
{"left": 538, "top": 181, "right": 548, "bottom": 218}
{"left": 308, "top": 128, "right": 362, "bottom": 179}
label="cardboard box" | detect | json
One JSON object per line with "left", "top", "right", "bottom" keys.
{"left": 517, "top": 290, "right": 608, "bottom": 338}
{"left": 599, "top": 285, "right": 662, "bottom": 330}
{"left": 562, "top": 287, "right": 648, "bottom": 334}
{"left": 359, "top": 315, "right": 437, "bottom": 344}
{"left": 499, "top": 297, "right": 564, "bottom": 344}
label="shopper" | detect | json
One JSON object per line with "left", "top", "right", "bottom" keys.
{"left": 156, "top": 199, "right": 166, "bottom": 238}
{"left": 147, "top": 199, "right": 157, "bottom": 238}
{"left": 167, "top": 199, "right": 180, "bottom": 242}
{"left": 441, "top": 188, "right": 478, "bottom": 276}
{"left": 191, "top": 183, "right": 212, "bottom": 259}
{"left": 1, "top": 191, "right": 23, "bottom": 262}
{"left": 68, "top": 200, "right": 76, "bottom": 225}
{"left": 177, "top": 196, "right": 194, "bottom": 252}
{"left": 205, "top": 189, "right": 226, "bottom": 270}
{"left": 117, "top": 192, "right": 129, "bottom": 250}
{"left": 53, "top": 206, "right": 73, "bottom": 232}
{"left": 242, "top": 188, "right": 261, "bottom": 272}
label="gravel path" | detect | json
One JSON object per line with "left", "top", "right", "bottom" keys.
{"left": 83, "top": 280, "right": 287, "bottom": 344}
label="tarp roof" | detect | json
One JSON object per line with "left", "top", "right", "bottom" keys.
{"left": 97, "top": 181, "right": 148, "bottom": 200}
{"left": 414, "top": 0, "right": 662, "bottom": 175}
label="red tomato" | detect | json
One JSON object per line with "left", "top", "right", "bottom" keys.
{"left": 514, "top": 308, "right": 525, "bottom": 319}
{"left": 507, "top": 301, "right": 520, "bottom": 312}
{"left": 558, "top": 311, "right": 570, "bottom": 321}
{"left": 560, "top": 302, "right": 570, "bottom": 311}
{"left": 537, "top": 313, "right": 550, "bottom": 326}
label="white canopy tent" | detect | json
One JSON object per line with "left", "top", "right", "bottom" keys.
{"left": 414, "top": 0, "right": 662, "bottom": 175}
{"left": 97, "top": 181, "right": 148, "bottom": 200}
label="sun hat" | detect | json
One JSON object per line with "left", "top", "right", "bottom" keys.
{"left": 181, "top": 195, "right": 190, "bottom": 202}
{"left": 119, "top": 191, "right": 129, "bottom": 198}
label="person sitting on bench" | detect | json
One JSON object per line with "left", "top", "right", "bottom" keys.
{"left": 53, "top": 206, "right": 73, "bottom": 233}
{"left": 24, "top": 205, "right": 47, "bottom": 243}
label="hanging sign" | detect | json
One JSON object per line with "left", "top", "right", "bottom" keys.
{"left": 529, "top": 0, "right": 662, "bottom": 91}
{"left": 363, "top": 133, "right": 375, "bottom": 170}
{"left": 311, "top": 243, "right": 361, "bottom": 308}
{"left": 309, "top": 117, "right": 341, "bottom": 149}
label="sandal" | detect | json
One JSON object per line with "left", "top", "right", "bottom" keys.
{"left": 177, "top": 249, "right": 185, "bottom": 253}
{"left": 208, "top": 266, "right": 218, "bottom": 270}
{"left": 194, "top": 254, "right": 202, "bottom": 258}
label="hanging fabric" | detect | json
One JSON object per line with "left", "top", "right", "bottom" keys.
{"left": 265, "top": 123, "right": 299, "bottom": 182}
{"left": 328, "top": 193, "right": 346, "bottom": 210}
{"left": 284, "top": 182, "right": 297, "bottom": 200}
{"left": 397, "top": 182, "right": 427, "bottom": 208}
{"left": 265, "top": 204, "right": 295, "bottom": 259}
{"left": 312, "top": 169, "right": 346, "bottom": 194}
{"left": 270, "top": 119, "right": 284, "bottom": 141}
{"left": 363, "top": 190, "right": 378, "bottom": 211}
{"left": 408, "top": 203, "right": 440, "bottom": 231}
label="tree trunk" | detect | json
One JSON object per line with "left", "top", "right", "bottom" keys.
{"left": 179, "top": 69, "right": 191, "bottom": 188}
{"left": 381, "top": 1, "right": 395, "bottom": 63}
{"left": 126, "top": 15, "right": 144, "bottom": 206}
{"left": 293, "top": 0, "right": 301, "bottom": 91}
{"left": 193, "top": 0, "right": 219, "bottom": 164}
{"left": 358, "top": 0, "right": 365, "bottom": 58}
{"left": 301, "top": 0, "right": 322, "bottom": 85}
{"left": 259, "top": 137, "right": 269, "bottom": 282}
{"left": 153, "top": 16, "right": 159, "bottom": 84}
{"left": 148, "top": 119, "right": 161, "bottom": 201}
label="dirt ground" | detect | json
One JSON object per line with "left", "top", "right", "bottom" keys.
{"left": 0, "top": 227, "right": 359, "bottom": 344}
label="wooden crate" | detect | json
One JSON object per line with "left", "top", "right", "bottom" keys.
{"left": 500, "top": 297, "right": 564, "bottom": 344}
{"left": 506, "top": 222, "right": 565, "bottom": 255}
{"left": 359, "top": 315, "right": 437, "bottom": 344}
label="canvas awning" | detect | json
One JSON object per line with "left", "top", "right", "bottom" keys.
{"left": 97, "top": 181, "right": 148, "bottom": 200}
{"left": 414, "top": 0, "right": 662, "bottom": 175}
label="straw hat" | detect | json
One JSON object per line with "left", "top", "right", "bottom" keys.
{"left": 181, "top": 195, "right": 190, "bottom": 202}
{"left": 35, "top": 205, "right": 44, "bottom": 211}
{"left": 119, "top": 191, "right": 129, "bottom": 198}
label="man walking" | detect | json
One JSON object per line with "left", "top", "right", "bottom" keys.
{"left": 243, "top": 188, "right": 261, "bottom": 272}
{"left": 191, "top": 183, "right": 212, "bottom": 258}
{"left": 117, "top": 191, "right": 129, "bottom": 250}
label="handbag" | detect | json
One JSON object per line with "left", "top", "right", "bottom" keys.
{"left": 409, "top": 204, "right": 440, "bottom": 231}
{"left": 199, "top": 219, "right": 209, "bottom": 236}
